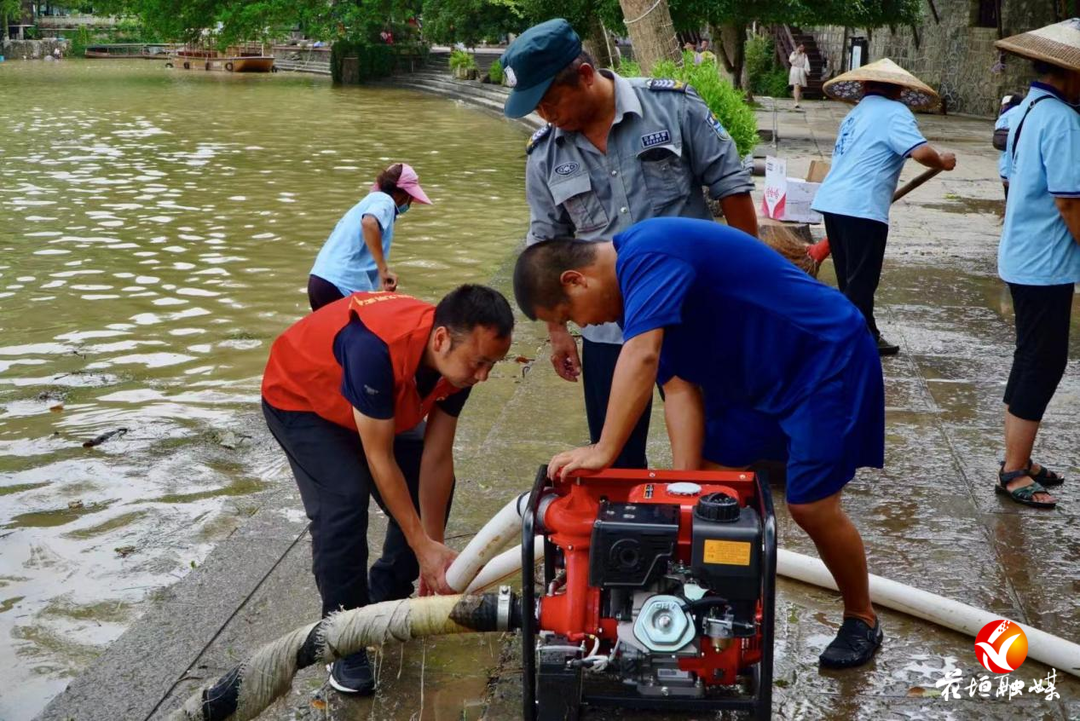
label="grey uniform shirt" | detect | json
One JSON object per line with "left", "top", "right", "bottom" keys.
{"left": 525, "top": 71, "right": 753, "bottom": 344}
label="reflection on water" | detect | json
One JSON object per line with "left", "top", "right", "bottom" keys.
{"left": 0, "top": 59, "right": 528, "bottom": 719}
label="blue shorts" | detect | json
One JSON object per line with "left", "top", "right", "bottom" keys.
{"left": 703, "top": 333, "right": 884, "bottom": 505}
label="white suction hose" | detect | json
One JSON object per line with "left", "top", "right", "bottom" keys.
{"left": 778, "top": 549, "right": 1080, "bottom": 678}
{"left": 446, "top": 492, "right": 530, "bottom": 592}
{"left": 465, "top": 537, "right": 545, "bottom": 593}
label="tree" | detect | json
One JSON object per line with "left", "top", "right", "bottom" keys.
{"left": 616, "top": 0, "right": 680, "bottom": 72}
{"left": 420, "top": 0, "right": 521, "bottom": 47}
{"left": 664, "top": 0, "right": 921, "bottom": 88}
{"left": 1, "top": 0, "right": 23, "bottom": 40}
{"left": 96, "top": 0, "right": 423, "bottom": 47}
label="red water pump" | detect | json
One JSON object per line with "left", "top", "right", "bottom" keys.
{"left": 520, "top": 467, "right": 776, "bottom": 719}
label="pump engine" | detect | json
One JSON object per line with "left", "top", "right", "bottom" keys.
{"left": 521, "top": 467, "right": 776, "bottom": 719}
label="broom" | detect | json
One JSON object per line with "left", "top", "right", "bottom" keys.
{"left": 790, "top": 167, "right": 945, "bottom": 274}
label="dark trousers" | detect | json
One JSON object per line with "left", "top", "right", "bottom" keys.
{"left": 823, "top": 212, "right": 890, "bottom": 339}
{"left": 1003, "top": 283, "right": 1074, "bottom": 422}
{"left": 581, "top": 337, "right": 651, "bottom": 469}
{"left": 262, "top": 400, "right": 450, "bottom": 616}
{"left": 308, "top": 274, "right": 345, "bottom": 312}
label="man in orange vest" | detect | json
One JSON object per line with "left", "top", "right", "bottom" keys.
{"left": 261, "top": 284, "right": 514, "bottom": 695}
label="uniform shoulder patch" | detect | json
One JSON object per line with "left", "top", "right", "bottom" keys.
{"left": 646, "top": 78, "right": 686, "bottom": 92}
{"left": 526, "top": 124, "right": 553, "bottom": 155}
{"left": 708, "top": 111, "right": 730, "bottom": 141}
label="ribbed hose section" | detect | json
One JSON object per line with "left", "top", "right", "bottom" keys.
{"left": 168, "top": 592, "right": 518, "bottom": 721}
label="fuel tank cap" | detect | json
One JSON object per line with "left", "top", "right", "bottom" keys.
{"left": 667, "top": 482, "right": 701, "bottom": 496}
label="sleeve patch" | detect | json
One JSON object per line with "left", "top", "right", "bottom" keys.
{"left": 708, "top": 112, "right": 730, "bottom": 141}
{"left": 647, "top": 78, "right": 686, "bottom": 92}
{"left": 526, "top": 124, "right": 553, "bottom": 155}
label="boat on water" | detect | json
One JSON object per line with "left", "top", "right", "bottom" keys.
{"left": 167, "top": 44, "right": 275, "bottom": 73}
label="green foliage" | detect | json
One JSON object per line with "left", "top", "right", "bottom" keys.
{"left": 0, "top": 0, "right": 21, "bottom": 28}
{"left": 330, "top": 40, "right": 395, "bottom": 83}
{"left": 744, "top": 35, "right": 789, "bottom": 97}
{"left": 421, "top": 0, "right": 521, "bottom": 47}
{"left": 666, "top": 0, "right": 920, "bottom": 28}
{"left": 649, "top": 52, "right": 759, "bottom": 157}
{"left": 448, "top": 48, "right": 477, "bottom": 71}
{"left": 70, "top": 26, "right": 93, "bottom": 56}
{"left": 615, "top": 58, "right": 642, "bottom": 77}
{"left": 488, "top": 58, "right": 504, "bottom": 83}
{"left": 94, "top": 0, "right": 424, "bottom": 47}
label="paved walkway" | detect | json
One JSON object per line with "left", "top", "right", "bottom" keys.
{"left": 38, "top": 98, "right": 1080, "bottom": 721}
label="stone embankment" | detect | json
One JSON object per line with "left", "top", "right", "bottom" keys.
{"left": 2, "top": 39, "right": 71, "bottom": 60}
{"left": 385, "top": 51, "right": 545, "bottom": 131}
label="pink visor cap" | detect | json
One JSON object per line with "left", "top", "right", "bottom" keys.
{"left": 370, "top": 163, "right": 433, "bottom": 205}
{"left": 393, "top": 163, "right": 432, "bottom": 205}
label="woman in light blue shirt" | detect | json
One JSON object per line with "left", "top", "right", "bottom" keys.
{"left": 308, "top": 163, "right": 432, "bottom": 311}
{"left": 992, "top": 19, "right": 1080, "bottom": 509}
{"left": 812, "top": 59, "right": 956, "bottom": 356}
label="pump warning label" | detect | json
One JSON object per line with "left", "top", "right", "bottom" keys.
{"left": 703, "top": 540, "right": 751, "bottom": 566}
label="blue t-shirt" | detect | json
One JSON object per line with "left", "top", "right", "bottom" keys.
{"left": 311, "top": 192, "right": 397, "bottom": 295}
{"left": 996, "top": 104, "right": 1023, "bottom": 181}
{"left": 333, "top": 318, "right": 470, "bottom": 421}
{"left": 811, "top": 94, "right": 928, "bottom": 224}
{"left": 615, "top": 218, "right": 869, "bottom": 416}
{"left": 999, "top": 83, "right": 1080, "bottom": 286}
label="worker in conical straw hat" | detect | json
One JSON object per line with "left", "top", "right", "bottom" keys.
{"left": 810, "top": 58, "right": 957, "bottom": 356}
{"left": 991, "top": 19, "right": 1080, "bottom": 511}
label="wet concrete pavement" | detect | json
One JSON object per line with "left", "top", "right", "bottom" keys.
{"left": 38, "top": 98, "right": 1080, "bottom": 721}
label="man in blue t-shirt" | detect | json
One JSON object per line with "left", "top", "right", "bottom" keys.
{"left": 514, "top": 217, "right": 886, "bottom": 669}
{"left": 812, "top": 64, "right": 956, "bottom": 356}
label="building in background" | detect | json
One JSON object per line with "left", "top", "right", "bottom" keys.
{"left": 805, "top": 0, "right": 1079, "bottom": 116}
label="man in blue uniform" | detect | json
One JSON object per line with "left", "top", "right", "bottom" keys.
{"left": 501, "top": 18, "right": 758, "bottom": 469}
{"left": 514, "top": 217, "right": 886, "bottom": 669}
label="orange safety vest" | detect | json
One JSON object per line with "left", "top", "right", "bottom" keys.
{"left": 262, "top": 292, "right": 460, "bottom": 433}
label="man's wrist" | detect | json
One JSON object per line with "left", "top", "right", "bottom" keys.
{"left": 594, "top": 439, "right": 619, "bottom": 464}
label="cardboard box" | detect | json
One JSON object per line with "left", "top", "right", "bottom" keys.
{"left": 806, "top": 160, "right": 831, "bottom": 183}
{"left": 760, "top": 156, "right": 823, "bottom": 224}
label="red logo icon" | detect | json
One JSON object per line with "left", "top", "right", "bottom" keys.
{"left": 974, "top": 620, "right": 1028, "bottom": 674}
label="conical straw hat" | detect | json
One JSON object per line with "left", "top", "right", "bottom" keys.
{"left": 995, "top": 19, "right": 1080, "bottom": 73}
{"left": 823, "top": 58, "right": 940, "bottom": 109}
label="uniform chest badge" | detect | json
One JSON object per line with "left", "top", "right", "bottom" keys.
{"left": 641, "top": 129, "right": 672, "bottom": 148}
{"left": 554, "top": 162, "right": 579, "bottom": 176}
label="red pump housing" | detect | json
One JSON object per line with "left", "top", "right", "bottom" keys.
{"left": 521, "top": 467, "right": 776, "bottom": 719}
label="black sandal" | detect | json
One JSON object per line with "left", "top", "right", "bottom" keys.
{"left": 996, "top": 468, "right": 1056, "bottom": 509}
{"left": 1026, "top": 459, "right": 1065, "bottom": 488}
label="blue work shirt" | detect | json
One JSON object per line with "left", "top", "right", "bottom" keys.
{"left": 615, "top": 217, "right": 868, "bottom": 416}
{"left": 311, "top": 192, "right": 398, "bottom": 295}
{"left": 999, "top": 82, "right": 1080, "bottom": 286}
{"left": 811, "top": 94, "right": 928, "bottom": 224}
{"left": 525, "top": 71, "right": 754, "bottom": 345}
{"left": 996, "top": 104, "right": 1023, "bottom": 181}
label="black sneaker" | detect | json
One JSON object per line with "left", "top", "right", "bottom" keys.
{"left": 876, "top": 336, "right": 900, "bottom": 356}
{"left": 819, "top": 617, "right": 883, "bottom": 669}
{"left": 327, "top": 649, "right": 376, "bottom": 695}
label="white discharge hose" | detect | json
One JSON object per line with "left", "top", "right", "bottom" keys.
{"left": 465, "top": 537, "right": 544, "bottom": 593}
{"left": 446, "top": 492, "right": 530, "bottom": 592}
{"left": 778, "top": 549, "right": 1080, "bottom": 679}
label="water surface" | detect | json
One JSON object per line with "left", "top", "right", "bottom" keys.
{"left": 0, "top": 59, "right": 529, "bottom": 719}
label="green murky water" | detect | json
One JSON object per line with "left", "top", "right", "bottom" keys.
{"left": 0, "top": 59, "right": 528, "bottom": 719}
